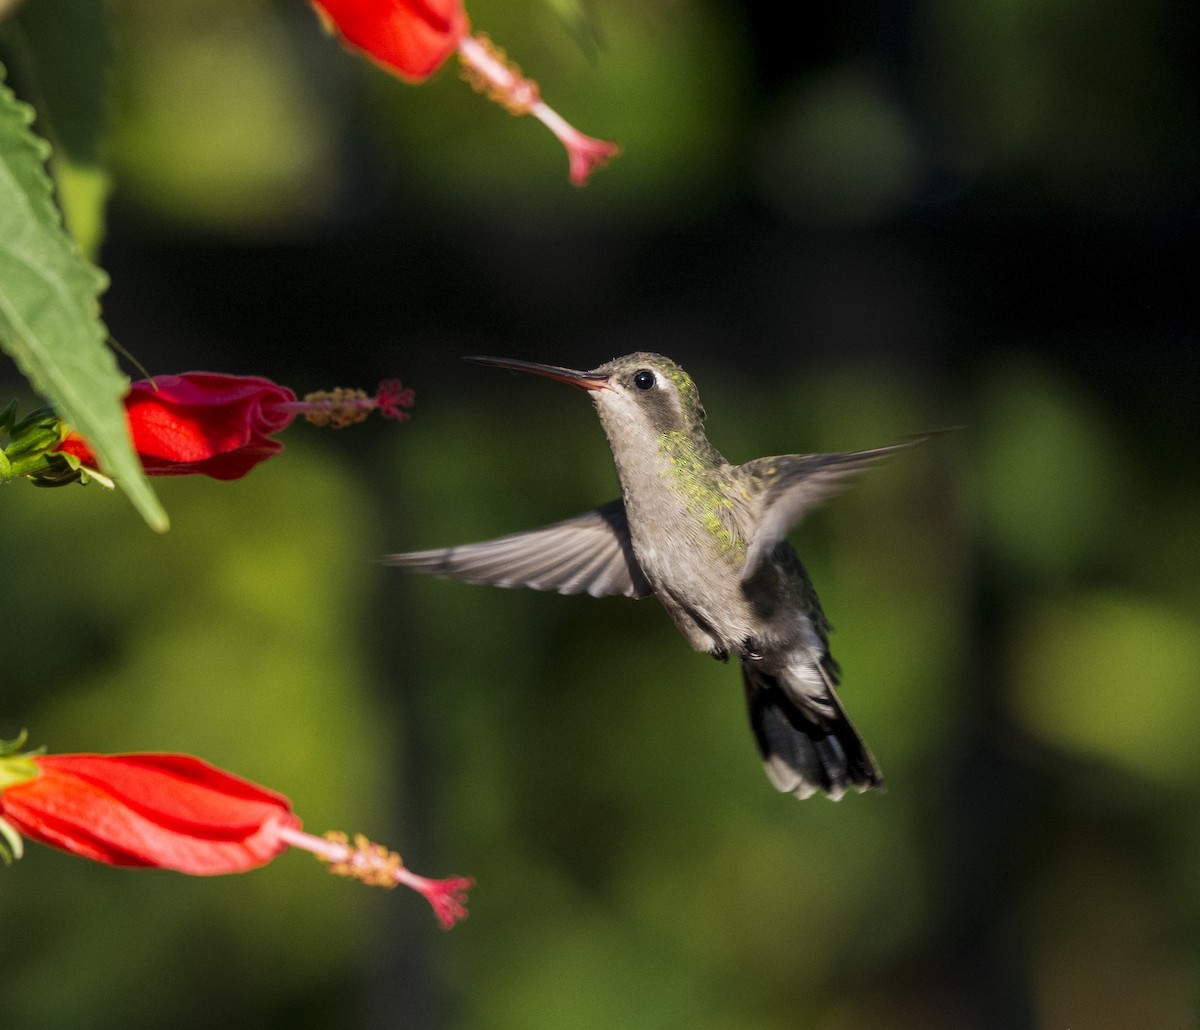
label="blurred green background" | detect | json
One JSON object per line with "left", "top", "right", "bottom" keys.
{"left": 2, "top": 0, "right": 1197, "bottom": 1027}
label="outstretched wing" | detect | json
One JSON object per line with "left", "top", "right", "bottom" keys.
{"left": 740, "top": 437, "right": 929, "bottom": 582}
{"left": 387, "top": 499, "right": 653, "bottom": 599}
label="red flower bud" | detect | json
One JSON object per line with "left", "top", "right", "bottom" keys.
{"left": 0, "top": 753, "right": 299, "bottom": 875}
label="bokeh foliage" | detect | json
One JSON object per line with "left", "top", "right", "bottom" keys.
{"left": 2, "top": 0, "right": 1197, "bottom": 1027}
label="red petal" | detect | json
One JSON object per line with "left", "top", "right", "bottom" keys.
{"left": 313, "top": 0, "right": 469, "bottom": 82}
{"left": 56, "top": 372, "right": 297, "bottom": 480}
{"left": 55, "top": 432, "right": 97, "bottom": 467}
{"left": 0, "top": 755, "right": 301, "bottom": 875}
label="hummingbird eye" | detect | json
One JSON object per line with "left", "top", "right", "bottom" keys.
{"left": 633, "top": 369, "right": 656, "bottom": 390}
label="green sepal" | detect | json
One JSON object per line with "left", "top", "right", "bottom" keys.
{"left": 0, "top": 397, "right": 18, "bottom": 432}
{"left": 0, "top": 400, "right": 77, "bottom": 481}
{"left": 0, "top": 732, "right": 30, "bottom": 756}
{"left": 0, "top": 753, "right": 40, "bottom": 792}
{"left": 3, "top": 404, "right": 66, "bottom": 458}
{"left": 0, "top": 815, "right": 25, "bottom": 865}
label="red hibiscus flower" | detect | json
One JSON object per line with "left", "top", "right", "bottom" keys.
{"left": 0, "top": 746, "right": 472, "bottom": 928}
{"left": 310, "top": 0, "right": 620, "bottom": 185}
{"left": 0, "top": 753, "right": 299, "bottom": 874}
{"left": 54, "top": 373, "right": 413, "bottom": 481}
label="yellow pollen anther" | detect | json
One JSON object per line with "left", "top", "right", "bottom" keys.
{"left": 320, "top": 831, "right": 405, "bottom": 889}
{"left": 458, "top": 35, "right": 541, "bottom": 116}
{"left": 302, "top": 389, "right": 371, "bottom": 429}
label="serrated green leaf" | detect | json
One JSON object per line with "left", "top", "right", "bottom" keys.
{"left": 6, "top": 0, "right": 112, "bottom": 257}
{"left": 0, "top": 63, "right": 167, "bottom": 531}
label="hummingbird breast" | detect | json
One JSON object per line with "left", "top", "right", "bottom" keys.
{"left": 592, "top": 393, "right": 820, "bottom": 660}
{"left": 618, "top": 447, "right": 806, "bottom": 660}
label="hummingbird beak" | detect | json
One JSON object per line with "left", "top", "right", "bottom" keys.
{"left": 466, "top": 356, "right": 612, "bottom": 392}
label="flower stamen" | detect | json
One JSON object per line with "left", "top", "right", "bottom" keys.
{"left": 457, "top": 34, "right": 540, "bottom": 115}
{"left": 272, "top": 380, "right": 415, "bottom": 429}
{"left": 278, "top": 825, "right": 474, "bottom": 928}
{"left": 457, "top": 33, "right": 619, "bottom": 186}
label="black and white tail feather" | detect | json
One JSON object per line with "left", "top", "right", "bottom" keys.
{"left": 741, "top": 659, "right": 882, "bottom": 801}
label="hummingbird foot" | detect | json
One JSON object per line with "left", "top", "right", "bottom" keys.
{"left": 740, "top": 641, "right": 765, "bottom": 662}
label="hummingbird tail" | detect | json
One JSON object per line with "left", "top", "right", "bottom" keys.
{"left": 741, "top": 664, "right": 884, "bottom": 801}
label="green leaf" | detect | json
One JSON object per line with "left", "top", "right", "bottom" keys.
{"left": 5, "top": 0, "right": 112, "bottom": 257}
{"left": 0, "top": 63, "right": 167, "bottom": 531}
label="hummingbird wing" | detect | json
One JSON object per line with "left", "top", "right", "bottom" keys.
{"left": 386, "top": 499, "right": 653, "bottom": 599}
{"left": 739, "top": 438, "right": 926, "bottom": 582}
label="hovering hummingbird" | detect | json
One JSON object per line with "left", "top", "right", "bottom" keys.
{"left": 389, "top": 353, "right": 926, "bottom": 800}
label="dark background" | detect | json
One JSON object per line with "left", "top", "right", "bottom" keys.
{"left": 3, "top": 0, "right": 1198, "bottom": 1027}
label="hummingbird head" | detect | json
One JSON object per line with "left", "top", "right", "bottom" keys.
{"left": 468, "top": 352, "right": 726, "bottom": 497}
{"left": 467, "top": 352, "right": 707, "bottom": 438}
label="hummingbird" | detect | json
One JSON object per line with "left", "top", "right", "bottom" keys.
{"left": 389, "top": 353, "right": 925, "bottom": 800}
